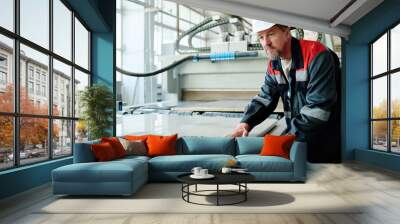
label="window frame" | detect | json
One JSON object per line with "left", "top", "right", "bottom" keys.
{"left": 0, "top": 0, "right": 91, "bottom": 171}
{"left": 370, "top": 20, "right": 400, "bottom": 154}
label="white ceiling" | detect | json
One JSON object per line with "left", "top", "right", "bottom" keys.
{"left": 170, "top": 0, "right": 384, "bottom": 37}
{"left": 227, "top": 0, "right": 352, "bottom": 21}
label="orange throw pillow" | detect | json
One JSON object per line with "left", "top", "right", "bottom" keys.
{"left": 101, "top": 137, "right": 127, "bottom": 158}
{"left": 124, "top": 135, "right": 150, "bottom": 141}
{"left": 259, "top": 135, "right": 296, "bottom": 159}
{"left": 146, "top": 134, "right": 178, "bottom": 157}
{"left": 91, "top": 142, "right": 117, "bottom": 161}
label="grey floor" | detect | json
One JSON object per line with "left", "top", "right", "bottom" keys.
{"left": 1, "top": 162, "right": 400, "bottom": 224}
{"left": 2, "top": 101, "right": 399, "bottom": 223}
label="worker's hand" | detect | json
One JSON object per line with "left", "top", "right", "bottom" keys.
{"left": 228, "top": 123, "right": 250, "bottom": 137}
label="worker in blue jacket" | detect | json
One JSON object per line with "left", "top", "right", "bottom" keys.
{"left": 230, "top": 21, "right": 341, "bottom": 163}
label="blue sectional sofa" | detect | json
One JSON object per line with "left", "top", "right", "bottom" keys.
{"left": 52, "top": 136, "right": 307, "bottom": 196}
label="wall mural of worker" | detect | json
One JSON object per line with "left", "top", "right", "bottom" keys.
{"left": 230, "top": 20, "right": 341, "bottom": 163}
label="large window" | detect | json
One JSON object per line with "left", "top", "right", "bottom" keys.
{"left": 371, "top": 23, "right": 400, "bottom": 154}
{"left": 0, "top": 0, "right": 91, "bottom": 170}
{"left": 116, "top": 0, "right": 207, "bottom": 108}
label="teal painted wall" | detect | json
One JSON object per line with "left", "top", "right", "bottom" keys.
{"left": 342, "top": 44, "right": 369, "bottom": 159}
{"left": 355, "top": 149, "right": 400, "bottom": 172}
{"left": 0, "top": 158, "right": 72, "bottom": 199}
{"left": 344, "top": 0, "right": 400, "bottom": 171}
{"left": 68, "top": 0, "right": 116, "bottom": 133}
{"left": 66, "top": 0, "right": 110, "bottom": 32}
{"left": 91, "top": 0, "right": 116, "bottom": 136}
{"left": 92, "top": 32, "right": 114, "bottom": 89}
{"left": 91, "top": 32, "right": 115, "bottom": 136}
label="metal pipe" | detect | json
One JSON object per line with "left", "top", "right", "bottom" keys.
{"left": 175, "top": 17, "right": 213, "bottom": 54}
{"left": 116, "top": 51, "right": 259, "bottom": 77}
{"left": 188, "top": 18, "right": 230, "bottom": 52}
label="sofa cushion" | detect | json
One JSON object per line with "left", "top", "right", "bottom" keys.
{"left": 236, "top": 155, "right": 293, "bottom": 172}
{"left": 177, "top": 136, "right": 236, "bottom": 155}
{"left": 236, "top": 137, "right": 263, "bottom": 155}
{"left": 115, "top": 155, "right": 150, "bottom": 163}
{"left": 148, "top": 154, "right": 235, "bottom": 172}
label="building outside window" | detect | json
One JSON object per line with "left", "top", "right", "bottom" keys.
{"left": 0, "top": 71, "right": 6, "bottom": 85}
{"left": 35, "top": 70, "right": 40, "bottom": 81}
{"left": 54, "top": 89, "right": 58, "bottom": 103}
{"left": 0, "top": 54, "right": 7, "bottom": 67}
{"left": 28, "top": 67, "right": 34, "bottom": 80}
{"left": 42, "top": 85, "right": 46, "bottom": 97}
{"left": 41, "top": 73, "right": 46, "bottom": 82}
{"left": 28, "top": 81, "right": 34, "bottom": 94}
{"left": 35, "top": 83, "right": 40, "bottom": 95}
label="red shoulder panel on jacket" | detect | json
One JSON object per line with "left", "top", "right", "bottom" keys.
{"left": 299, "top": 40, "right": 327, "bottom": 69}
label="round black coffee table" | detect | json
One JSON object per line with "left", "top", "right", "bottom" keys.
{"left": 177, "top": 173, "right": 255, "bottom": 206}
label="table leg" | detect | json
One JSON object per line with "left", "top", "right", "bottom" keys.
{"left": 217, "top": 184, "right": 219, "bottom": 206}
{"left": 245, "top": 183, "right": 247, "bottom": 201}
{"left": 195, "top": 184, "right": 197, "bottom": 192}
{"left": 187, "top": 184, "right": 190, "bottom": 202}
{"left": 181, "top": 184, "right": 183, "bottom": 199}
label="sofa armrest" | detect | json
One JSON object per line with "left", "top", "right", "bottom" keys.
{"left": 73, "top": 140, "right": 100, "bottom": 163}
{"left": 289, "top": 141, "right": 307, "bottom": 181}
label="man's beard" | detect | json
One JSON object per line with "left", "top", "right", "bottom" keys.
{"left": 265, "top": 48, "right": 280, "bottom": 60}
